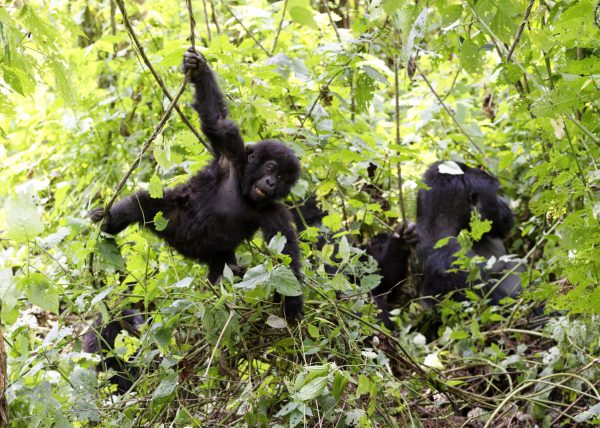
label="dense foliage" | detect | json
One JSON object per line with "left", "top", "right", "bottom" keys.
{"left": 1, "top": 0, "right": 599, "bottom": 426}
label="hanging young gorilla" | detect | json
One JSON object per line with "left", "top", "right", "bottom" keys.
{"left": 415, "top": 161, "right": 523, "bottom": 308}
{"left": 90, "top": 47, "right": 303, "bottom": 318}
{"left": 84, "top": 48, "right": 303, "bottom": 391}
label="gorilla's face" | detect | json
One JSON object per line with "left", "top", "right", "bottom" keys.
{"left": 242, "top": 140, "right": 300, "bottom": 204}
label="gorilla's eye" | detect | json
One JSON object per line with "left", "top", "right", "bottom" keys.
{"left": 248, "top": 153, "right": 255, "bottom": 162}
{"left": 265, "top": 162, "right": 277, "bottom": 173}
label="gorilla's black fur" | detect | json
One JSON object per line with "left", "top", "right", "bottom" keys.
{"left": 90, "top": 48, "right": 303, "bottom": 319}
{"left": 292, "top": 198, "right": 416, "bottom": 329}
{"left": 416, "top": 161, "right": 522, "bottom": 308}
{"left": 364, "top": 222, "right": 417, "bottom": 329}
{"left": 85, "top": 48, "right": 303, "bottom": 392}
{"left": 83, "top": 309, "right": 144, "bottom": 393}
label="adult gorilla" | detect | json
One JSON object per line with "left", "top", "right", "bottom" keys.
{"left": 416, "top": 161, "right": 523, "bottom": 308}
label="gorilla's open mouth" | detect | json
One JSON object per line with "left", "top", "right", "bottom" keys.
{"left": 254, "top": 185, "right": 267, "bottom": 198}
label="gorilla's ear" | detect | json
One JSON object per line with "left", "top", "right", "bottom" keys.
{"left": 245, "top": 145, "right": 255, "bottom": 162}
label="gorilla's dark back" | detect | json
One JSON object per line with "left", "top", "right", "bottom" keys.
{"left": 416, "top": 161, "right": 522, "bottom": 307}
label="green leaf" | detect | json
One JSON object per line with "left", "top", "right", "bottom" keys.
{"left": 423, "top": 352, "right": 444, "bottom": 369}
{"left": 434, "top": 236, "right": 452, "bottom": 249}
{"left": 289, "top": 6, "right": 317, "bottom": 29}
{"left": 4, "top": 193, "right": 44, "bottom": 241}
{"left": 450, "top": 329, "right": 469, "bottom": 340}
{"left": 152, "top": 371, "right": 178, "bottom": 400}
{"left": 274, "top": 401, "right": 298, "bottom": 417}
{"left": 401, "top": 6, "right": 428, "bottom": 63}
{"left": 297, "top": 374, "right": 328, "bottom": 401}
{"left": 236, "top": 265, "right": 270, "bottom": 290}
{"left": 24, "top": 273, "right": 59, "bottom": 314}
{"left": 266, "top": 314, "right": 288, "bottom": 329}
{"left": 149, "top": 175, "right": 163, "bottom": 198}
{"left": 154, "top": 211, "right": 169, "bottom": 232}
{"left": 307, "top": 324, "right": 319, "bottom": 339}
{"left": 154, "top": 145, "right": 172, "bottom": 170}
{"left": 268, "top": 234, "right": 287, "bottom": 254}
{"left": 337, "top": 236, "right": 350, "bottom": 262}
{"left": 356, "top": 374, "right": 370, "bottom": 396}
{"left": 460, "top": 39, "right": 482, "bottom": 74}
{"left": 322, "top": 211, "right": 342, "bottom": 230}
{"left": 383, "top": 0, "right": 401, "bottom": 15}
{"left": 355, "top": 72, "right": 375, "bottom": 113}
{"left": 575, "top": 402, "right": 600, "bottom": 422}
{"left": 469, "top": 212, "right": 492, "bottom": 241}
{"left": 270, "top": 266, "right": 302, "bottom": 297}
{"left": 360, "top": 274, "right": 382, "bottom": 292}
{"left": 150, "top": 323, "right": 172, "bottom": 348}
{"left": 332, "top": 371, "right": 348, "bottom": 400}
{"left": 3, "top": 69, "right": 23, "bottom": 95}
{"left": 441, "top": 4, "right": 462, "bottom": 25}
{"left": 0, "top": 268, "right": 19, "bottom": 316}
{"left": 97, "top": 238, "right": 125, "bottom": 269}
{"left": 49, "top": 56, "right": 76, "bottom": 107}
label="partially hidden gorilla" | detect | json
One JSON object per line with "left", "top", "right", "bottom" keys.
{"left": 84, "top": 48, "right": 303, "bottom": 391}
{"left": 83, "top": 309, "right": 144, "bottom": 393}
{"left": 416, "top": 161, "right": 523, "bottom": 308}
{"left": 292, "top": 197, "right": 417, "bottom": 329}
{"left": 364, "top": 222, "right": 417, "bottom": 329}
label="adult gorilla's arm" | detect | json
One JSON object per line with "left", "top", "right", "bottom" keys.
{"left": 182, "top": 48, "right": 245, "bottom": 166}
{"left": 379, "top": 222, "right": 417, "bottom": 284}
{"left": 260, "top": 205, "right": 304, "bottom": 320}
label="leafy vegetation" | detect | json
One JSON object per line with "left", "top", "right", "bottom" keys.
{"left": 1, "top": 0, "right": 599, "bottom": 426}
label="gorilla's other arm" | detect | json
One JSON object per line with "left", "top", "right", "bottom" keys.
{"left": 91, "top": 191, "right": 175, "bottom": 235}
{"left": 261, "top": 205, "right": 304, "bottom": 321}
{"left": 368, "top": 222, "right": 417, "bottom": 329}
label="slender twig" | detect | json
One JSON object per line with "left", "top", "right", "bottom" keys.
{"left": 551, "top": 375, "right": 600, "bottom": 426}
{"left": 394, "top": 56, "right": 406, "bottom": 223}
{"left": 321, "top": 0, "right": 342, "bottom": 43}
{"left": 305, "top": 279, "right": 493, "bottom": 409}
{"left": 293, "top": 60, "right": 352, "bottom": 140}
{"left": 187, "top": 0, "right": 197, "bottom": 49}
{"left": 561, "top": 117, "right": 589, "bottom": 189}
{"left": 222, "top": 2, "right": 270, "bottom": 56}
{"left": 114, "top": 0, "right": 212, "bottom": 153}
{"left": 484, "top": 372, "right": 600, "bottom": 428}
{"left": 110, "top": 0, "right": 117, "bottom": 35}
{"left": 415, "top": 62, "right": 485, "bottom": 159}
{"left": 204, "top": 310, "right": 235, "bottom": 379}
{"left": 440, "top": 66, "right": 461, "bottom": 102}
{"left": 506, "top": 0, "right": 535, "bottom": 62}
{"left": 567, "top": 115, "right": 600, "bottom": 146}
{"left": 271, "top": 0, "right": 289, "bottom": 55}
{"left": 200, "top": 0, "right": 212, "bottom": 42}
{"left": 104, "top": 73, "right": 192, "bottom": 214}
{"left": 209, "top": 0, "right": 222, "bottom": 35}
